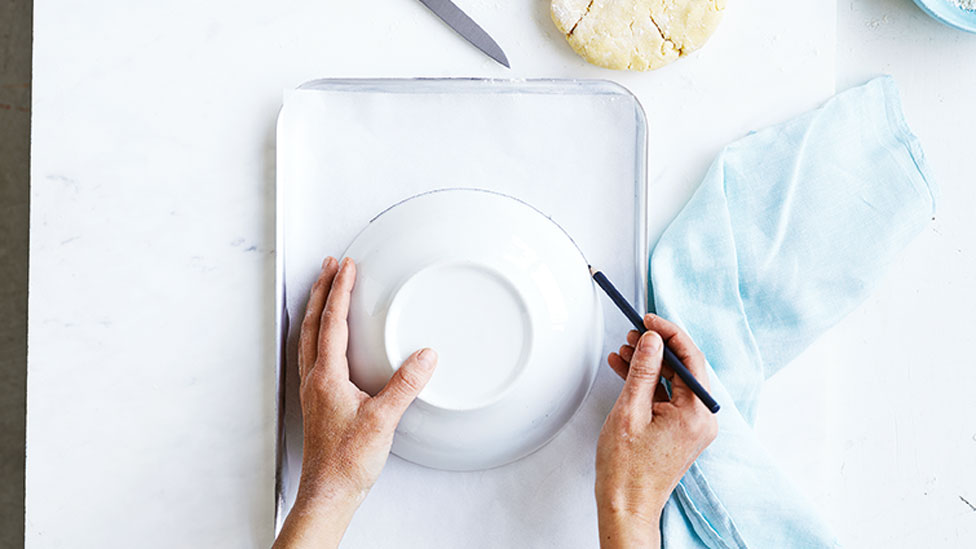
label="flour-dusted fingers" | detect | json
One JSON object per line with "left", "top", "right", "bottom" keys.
{"left": 299, "top": 257, "right": 339, "bottom": 382}
{"left": 608, "top": 352, "right": 629, "bottom": 380}
{"left": 642, "top": 314, "right": 711, "bottom": 407}
{"left": 316, "top": 258, "right": 356, "bottom": 379}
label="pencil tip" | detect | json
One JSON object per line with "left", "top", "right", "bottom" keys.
{"left": 588, "top": 265, "right": 597, "bottom": 276}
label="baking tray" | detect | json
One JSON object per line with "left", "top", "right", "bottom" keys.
{"left": 274, "top": 78, "right": 648, "bottom": 544}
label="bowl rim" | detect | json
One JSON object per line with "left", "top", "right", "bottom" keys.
{"left": 912, "top": 0, "right": 976, "bottom": 34}
{"left": 342, "top": 187, "right": 606, "bottom": 471}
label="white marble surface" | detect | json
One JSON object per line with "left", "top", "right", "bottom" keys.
{"left": 753, "top": 1, "right": 976, "bottom": 547}
{"left": 25, "top": 0, "right": 975, "bottom": 547}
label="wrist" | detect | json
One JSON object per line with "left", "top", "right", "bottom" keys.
{"left": 595, "top": 478, "right": 669, "bottom": 520}
{"left": 597, "top": 502, "right": 662, "bottom": 549}
{"left": 294, "top": 478, "right": 364, "bottom": 523}
{"left": 274, "top": 481, "right": 363, "bottom": 549}
{"left": 595, "top": 483, "right": 667, "bottom": 549}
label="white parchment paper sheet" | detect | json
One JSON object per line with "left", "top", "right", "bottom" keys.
{"left": 277, "top": 80, "right": 646, "bottom": 547}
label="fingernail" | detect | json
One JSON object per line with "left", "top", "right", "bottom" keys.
{"left": 418, "top": 348, "right": 438, "bottom": 368}
{"left": 322, "top": 257, "right": 334, "bottom": 269}
{"left": 638, "top": 332, "right": 661, "bottom": 352}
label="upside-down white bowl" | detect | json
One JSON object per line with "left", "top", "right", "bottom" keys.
{"left": 344, "top": 189, "right": 603, "bottom": 471}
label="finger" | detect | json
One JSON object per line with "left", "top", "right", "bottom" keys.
{"left": 316, "top": 258, "right": 356, "bottom": 377}
{"left": 618, "top": 344, "right": 634, "bottom": 363}
{"left": 656, "top": 356, "right": 704, "bottom": 409}
{"left": 626, "top": 330, "right": 640, "bottom": 347}
{"left": 299, "top": 257, "right": 339, "bottom": 382}
{"left": 607, "top": 352, "right": 629, "bottom": 380}
{"left": 374, "top": 349, "right": 439, "bottom": 421}
{"left": 643, "top": 314, "right": 711, "bottom": 405}
{"left": 616, "top": 331, "right": 664, "bottom": 414}
{"left": 669, "top": 362, "right": 712, "bottom": 409}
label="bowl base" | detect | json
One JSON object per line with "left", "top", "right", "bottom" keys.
{"left": 384, "top": 261, "right": 532, "bottom": 411}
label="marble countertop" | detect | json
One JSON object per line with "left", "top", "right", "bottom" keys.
{"left": 26, "top": 0, "right": 976, "bottom": 547}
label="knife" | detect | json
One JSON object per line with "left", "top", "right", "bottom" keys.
{"left": 417, "top": 0, "right": 510, "bottom": 68}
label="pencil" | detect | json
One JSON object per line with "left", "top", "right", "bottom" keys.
{"left": 589, "top": 266, "right": 720, "bottom": 414}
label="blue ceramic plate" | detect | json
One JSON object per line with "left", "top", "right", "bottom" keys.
{"left": 913, "top": 0, "right": 976, "bottom": 33}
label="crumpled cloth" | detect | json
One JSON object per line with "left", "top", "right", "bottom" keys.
{"left": 650, "top": 76, "right": 937, "bottom": 548}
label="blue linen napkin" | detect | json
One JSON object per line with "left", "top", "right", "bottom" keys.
{"left": 650, "top": 76, "right": 937, "bottom": 548}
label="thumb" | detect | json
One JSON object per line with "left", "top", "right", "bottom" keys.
{"left": 374, "top": 348, "right": 438, "bottom": 419}
{"left": 617, "top": 331, "right": 664, "bottom": 414}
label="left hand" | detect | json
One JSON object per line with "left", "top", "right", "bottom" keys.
{"left": 273, "top": 257, "right": 439, "bottom": 549}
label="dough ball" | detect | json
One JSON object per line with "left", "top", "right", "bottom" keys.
{"left": 551, "top": 0, "right": 726, "bottom": 71}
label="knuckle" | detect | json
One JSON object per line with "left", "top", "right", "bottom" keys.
{"left": 305, "top": 367, "right": 332, "bottom": 391}
{"left": 396, "top": 367, "right": 425, "bottom": 394}
{"left": 298, "top": 377, "right": 318, "bottom": 403}
{"left": 316, "top": 335, "right": 332, "bottom": 355}
{"left": 627, "top": 361, "right": 659, "bottom": 381}
{"left": 702, "top": 415, "right": 719, "bottom": 442}
{"left": 677, "top": 412, "right": 698, "bottom": 434}
{"left": 612, "top": 410, "right": 639, "bottom": 437}
{"left": 320, "top": 307, "right": 337, "bottom": 323}
{"left": 651, "top": 401, "right": 669, "bottom": 417}
{"left": 686, "top": 411, "right": 716, "bottom": 441}
{"left": 310, "top": 280, "right": 326, "bottom": 296}
{"left": 628, "top": 370, "right": 656, "bottom": 383}
{"left": 361, "top": 402, "right": 392, "bottom": 431}
{"left": 689, "top": 418, "right": 707, "bottom": 439}
{"left": 704, "top": 426, "right": 718, "bottom": 444}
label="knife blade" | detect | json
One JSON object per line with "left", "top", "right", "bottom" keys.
{"left": 417, "top": 0, "right": 510, "bottom": 68}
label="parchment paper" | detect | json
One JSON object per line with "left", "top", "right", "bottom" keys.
{"left": 276, "top": 79, "right": 647, "bottom": 547}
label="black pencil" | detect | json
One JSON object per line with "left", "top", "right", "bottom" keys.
{"left": 589, "top": 266, "right": 720, "bottom": 414}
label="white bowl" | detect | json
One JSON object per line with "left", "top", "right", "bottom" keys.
{"left": 344, "top": 189, "right": 603, "bottom": 471}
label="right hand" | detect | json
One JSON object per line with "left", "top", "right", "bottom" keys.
{"left": 595, "top": 314, "right": 718, "bottom": 548}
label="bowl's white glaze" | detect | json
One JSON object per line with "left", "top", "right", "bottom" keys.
{"left": 344, "top": 189, "right": 603, "bottom": 471}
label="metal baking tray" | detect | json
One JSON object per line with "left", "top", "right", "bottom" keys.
{"left": 274, "top": 78, "right": 647, "bottom": 540}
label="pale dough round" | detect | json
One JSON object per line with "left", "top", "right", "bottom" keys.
{"left": 551, "top": 0, "right": 726, "bottom": 71}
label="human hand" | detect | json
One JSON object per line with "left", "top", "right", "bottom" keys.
{"left": 273, "top": 257, "right": 439, "bottom": 549}
{"left": 595, "top": 314, "right": 718, "bottom": 549}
